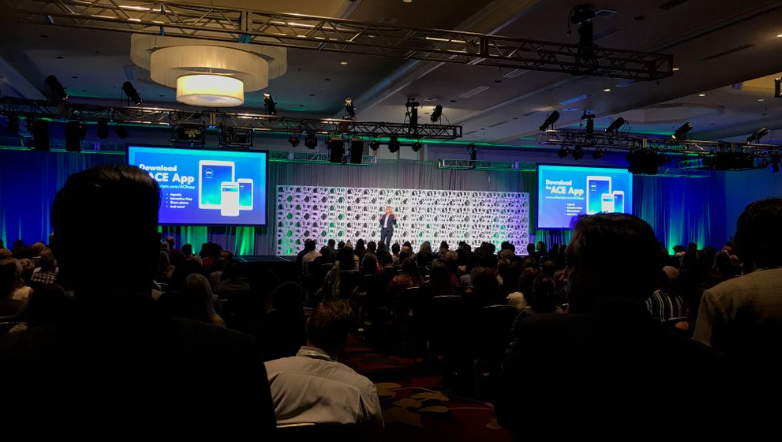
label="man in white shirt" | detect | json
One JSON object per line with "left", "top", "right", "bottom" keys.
{"left": 266, "top": 298, "right": 383, "bottom": 441}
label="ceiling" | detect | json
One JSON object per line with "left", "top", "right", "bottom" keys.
{"left": 2, "top": 0, "right": 782, "bottom": 146}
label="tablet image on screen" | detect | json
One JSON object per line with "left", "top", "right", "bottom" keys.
{"left": 586, "top": 176, "right": 612, "bottom": 215}
{"left": 238, "top": 178, "right": 253, "bottom": 210}
{"left": 199, "top": 161, "right": 235, "bottom": 209}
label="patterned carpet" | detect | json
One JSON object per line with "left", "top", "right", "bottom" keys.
{"left": 343, "top": 338, "right": 512, "bottom": 442}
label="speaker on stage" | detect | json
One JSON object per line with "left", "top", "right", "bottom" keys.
{"left": 29, "top": 119, "right": 50, "bottom": 151}
{"left": 350, "top": 139, "right": 364, "bottom": 164}
{"left": 329, "top": 138, "right": 345, "bottom": 163}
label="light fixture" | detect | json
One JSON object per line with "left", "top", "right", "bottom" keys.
{"left": 539, "top": 111, "right": 560, "bottom": 131}
{"left": 592, "top": 148, "right": 604, "bottom": 159}
{"left": 97, "top": 120, "right": 110, "bottom": 139}
{"left": 172, "top": 125, "right": 206, "bottom": 146}
{"left": 672, "top": 122, "right": 692, "bottom": 140}
{"left": 122, "top": 81, "right": 142, "bottom": 105}
{"left": 176, "top": 75, "right": 244, "bottom": 107}
{"left": 746, "top": 127, "right": 769, "bottom": 143}
{"left": 219, "top": 127, "right": 252, "bottom": 147}
{"left": 572, "top": 146, "right": 584, "bottom": 160}
{"left": 344, "top": 98, "right": 356, "bottom": 119}
{"left": 605, "top": 117, "right": 626, "bottom": 133}
{"left": 758, "top": 98, "right": 765, "bottom": 102}
{"left": 288, "top": 135, "right": 300, "bottom": 147}
{"left": 412, "top": 141, "right": 422, "bottom": 152}
{"left": 603, "top": 88, "right": 611, "bottom": 92}
{"left": 582, "top": 112, "right": 595, "bottom": 137}
{"left": 388, "top": 135, "right": 400, "bottom": 153}
{"left": 673, "top": 67, "right": 680, "bottom": 71}
{"left": 45, "top": 75, "right": 68, "bottom": 100}
{"left": 116, "top": 126, "right": 129, "bottom": 139}
{"left": 263, "top": 92, "right": 277, "bottom": 115}
{"left": 340, "top": 61, "right": 349, "bottom": 65}
{"left": 431, "top": 105, "right": 443, "bottom": 122}
{"left": 369, "top": 139, "right": 380, "bottom": 151}
{"left": 698, "top": 93, "right": 706, "bottom": 97}
{"left": 558, "top": 146, "right": 570, "bottom": 158}
{"left": 304, "top": 132, "right": 317, "bottom": 149}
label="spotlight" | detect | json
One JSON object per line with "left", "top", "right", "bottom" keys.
{"left": 122, "top": 81, "right": 142, "bottom": 105}
{"left": 304, "top": 132, "right": 317, "bottom": 149}
{"left": 672, "top": 122, "right": 692, "bottom": 140}
{"left": 45, "top": 75, "right": 68, "bottom": 100}
{"left": 431, "top": 105, "right": 443, "bottom": 123}
{"left": 65, "top": 121, "right": 86, "bottom": 152}
{"left": 592, "top": 148, "right": 604, "bottom": 159}
{"left": 96, "top": 120, "right": 109, "bottom": 139}
{"left": 344, "top": 98, "right": 356, "bottom": 119}
{"left": 388, "top": 135, "right": 400, "bottom": 153}
{"left": 558, "top": 146, "right": 570, "bottom": 158}
{"left": 539, "top": 111, "right": 560, "bottom": 131}
{"left": 219, "top": 127, "right": 252, "bottom": 147}
{"left": 605, "top": 117, "right": 626, "bottom": 133}
{"left": 369, "top": 139, "right": 380, "bottom": 151}
{"left": 28, "top": 119, "right": 50, "bottom": 151}
{"left": 6, "top": 115, "right": 19, "bottom": 135}
{"left": 116, "top": 126, "right": 129, "bottom": 139}
{"left": 412, "top": 141, "right": 422, "bottom": 152}
{"left": 746, "top": 127, "right": 769, "bottom": 144}
{"left": 172, "top": 125, "right": 205, "bottom": 146}
{"left": 572, "top": 146, "right": 584, "bottom": 160}
{"left": 288, "top": 135, "right": 300, "bottom": 147}
{"left": 263, "top": 92, "right": 277, "bottom": 115}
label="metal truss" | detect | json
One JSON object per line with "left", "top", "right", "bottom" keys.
{"left": 269, "top": 150, "right": 376, "bottom": 166}
{"left": 437, "top": 159, "right": 535, "bottom": 171}
{"left": 0, "top": 97, "right": 462, "bottom": 139}
{"left": 0, "top": 0, "right": 672, "bottom": 80}
{"left": 542, "top": 130, "right": 782, "bottom": 157}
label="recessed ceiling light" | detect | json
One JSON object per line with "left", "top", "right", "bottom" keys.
{"left": 758, "top": 98, "right": 765, "bottom": 102}
{"left": 698, "top": 93, "right": 706, "bottom": 97}
{"left": 403, "top": 0, "right": 412, "bottom": 3}
{"left": 672, "top": 67, "right": 680, "bottom": 71}
{"left": 340, "top": 61, "right": 348, "bottom": 65}
{"left": 603, "top": 88, "right": 611, "bottom": 92}
{"left": 777, "top": 34, "right": 782, "bottom": 38}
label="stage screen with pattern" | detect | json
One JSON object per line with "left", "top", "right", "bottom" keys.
{"left": 275, "top": 186, "right": 529, "bottom": 256}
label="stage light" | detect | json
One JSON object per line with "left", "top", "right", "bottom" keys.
{"left": 45, "top": 75, "right": 68, "bottom": 100}
{"left": 572, "top": 146, "right": 584, "bottom": 160}
{"left": 263, "top": 92, "right": 277, "bottom": 115}
{"left": 122, "top": 81, "right": 142, "bottom": 105}
{"left": 672, "top": 122, "right": 692, "bottom": 140}
{"left": 605, "top": 117, "right": 626, "bottom": 133}
{"left": 592, "top": 148, "right": 604, "bottom": 159}
{"left": 746, "top": 127, "right": 769, "bottom": 143}
{"left": 172, "top": 125, "right": 205, "bottom": 146}
{"left": 388, "top": 135, "right": 400, "bottom": 153}
{"left": 288, "top": 135, "right": 300, "bottom": 147}
{"left": 6, "top": 115, "right": 19, "bottom": 135}
{"left": 539, "top": 111, "right": 560, "bottom": 131}
{"left": 219, "top": 127, "right": 252, "bottom": 147}
{"left": 344, "top": 98, "right": 356, "bottom": 119}
{"left": 96, "top": 120, "right": 109, "bottom": 139}
{"left": 584, "top": 115, "right": 594, "bottom": 137}
{"left": 304, "top": 132, "right": 317, "bottom": 149}
{"left": 369, "top": 139, "right": 380, "bottom": 151}
{"left": 116, "top": 126, "right": 129, "bottom": 139}
{"left": 557, "top": 146, "right": 570, "bottom": 158}
{"left": 412, "top": 141, "right": 422, "bottom": 152}
{"left": 431, "top": 105, "right": 443, "bottom": 123}
{"left": 64, "top": 121, "right": 86, "bottom": 152}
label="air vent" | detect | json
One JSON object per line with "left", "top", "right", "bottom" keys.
{"left": 595, "top": 9, "right": 618, "bottom": 17}
{"left": 659, "top": 0, "right": 688, "bottom": 10}
{"left": 503, "top": 69, "right": 528, "bottom": 79}
{"left": 700, "top": 44, "right": 754, "bottom": 61}
{"left": 487, "top": 120, "right": 509, "bottom": 128}
{"left": 458, "top": 86, "right": 490, "bottom": 99}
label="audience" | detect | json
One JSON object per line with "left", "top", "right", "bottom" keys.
{"left": 244, "top": 282, "right": 307, "bottom": 361}
{"left": 0, "top": 258, "right": 28, "bottom": 317}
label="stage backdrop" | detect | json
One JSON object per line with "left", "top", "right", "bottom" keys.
{"left": 275, "top": 185, "right": 529, "bottom": 255}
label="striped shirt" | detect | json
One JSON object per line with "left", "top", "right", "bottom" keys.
{"left": 265, "top": 347, "right": 383, "bottom": 441}
{"left": 645, "top": 289, "right": 686, "bottom": 321}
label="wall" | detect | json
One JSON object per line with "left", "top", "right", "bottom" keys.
{"left": 723, "top": 168, "right": 782, "bottom": 240}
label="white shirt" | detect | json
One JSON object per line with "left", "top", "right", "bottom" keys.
{"left": 383, "top": 214, "right": 391, "bottom": 228}
{"left": 266, "top": 347, "right": 384, "bottom": 441}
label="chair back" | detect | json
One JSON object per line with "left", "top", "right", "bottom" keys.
{"left": 276, "top": 423, "right": 361, "bottom": 442}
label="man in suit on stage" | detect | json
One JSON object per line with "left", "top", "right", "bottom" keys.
{"left": 379, "top": 206, "right": 397, "bottom": 249}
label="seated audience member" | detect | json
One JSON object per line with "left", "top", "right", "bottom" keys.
{"left": 361, "top": 253, "right": 379, "bottom": 276}
{"left": 387, "top": 258, "right": 424, "bottom": 304}
{"left": 0, "top": 165, "right": 276, "bottom": 437}
{"left": 9, "top": 284, "right": 66, "bottom": 333}
{"left": 266, "top": 299, "right": 383, "bottom": 441}
{"left": 428, "top": 262, "right": 455, "bottom": 297}
{"left": 646, "top": 266, "right": 686, "bottom": 322}
{"left": 326, "top": 246, "right": 360, "bottom": 297}
{"left": 465, "top": 267, "right": 505, "bottom": 308}
{"left": 695, "top": 198, "right": 782, "bottom": 361}
{"left": 327, "top": 238, "right": 339, "bottom": 259}
{"left": 391, "top": 243, "right": 401, "bottom": 265}
{"left": 514, "top": 274, "right": 563, "bottom": 323}
{"left": 0, "top": 258, "right": 28, "bottom": 317}
{"left": 30, "top": 248, "right": 58, "bottom": 286}
{"left": 212, "top": 259, "right": 250, "bottom": 300}
{"left": 367, "top": 241, "right": 377, "bottom": 256}
{"left": 177, "top": 273, "right": 225, "bottom": 327}
{"left": 243, "top": 282, "right": 307, "bottom": 361}
{"left": 19, "top": 258, "right": 36, "bottom": 285}
{"left": 0, "top": 257, "right": 33, "bottom": 303}
{"left": 299, "top": 239, "right": 322, "bottom": 273}
{"left": 496, "top": 213, "right": 718, "bottom": 433}
{"left": 416, "top": 241, "right": 436, "bottom": 267}
{"left": 319, "top": 245, "right": 333, "bottom": 263}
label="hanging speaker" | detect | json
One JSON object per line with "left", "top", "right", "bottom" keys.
{"left": 329, "top": 139, "right": 345, "bottom": 163}
{"left": 350, "top": 140, "right": 364, "bottom": 164}
{"left": 29, "top": 119, "right": 50, "bottom": 151}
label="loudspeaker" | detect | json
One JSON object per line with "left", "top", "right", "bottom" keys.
{"left": 30, "top": 120, "right": 50, "bottom": 151}
{"left": 350, "top": 140, "right": 364, "bottom": 164}
{"left": 65, "top": 121, "right": 85, "bottom": 152}
{"left": 329, "top": 139, "right": 345, "bottom": 163}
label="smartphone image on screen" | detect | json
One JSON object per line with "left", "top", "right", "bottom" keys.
{"left": 238, "top": 178, "right": 254, "bottom": 211}
{"left": 220, "top": 182, "right": 240, "bottom": 217}
{"left": 199, "top": 160, "right": 235, "bottom": 209}
{"left": 613, "top": 190, "right": 625, "bottom": 213}
{"left": 586, "top": 176, "right": 612, "bottom": 214}
{"left": 601, "top": 193, "right": 615, "bottom": 213}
